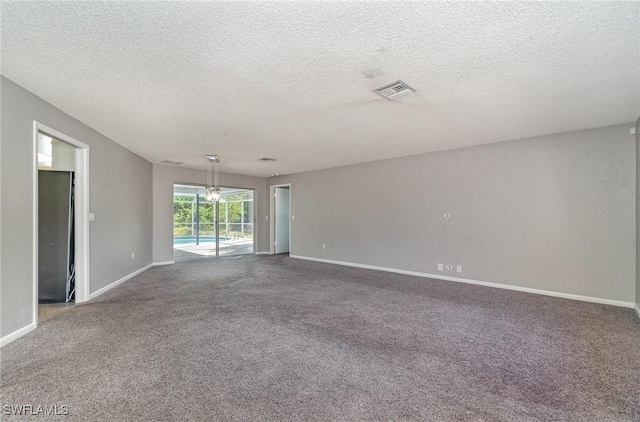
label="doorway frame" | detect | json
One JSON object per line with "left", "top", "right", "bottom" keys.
{"left": 172, "top": 182, "right": 257, "bottom": 260}
{"left": 33, "top": 122, "right": 90, "bottom": 328}
{"left": 269, "top": 183, "right": 292, "bottom": 255}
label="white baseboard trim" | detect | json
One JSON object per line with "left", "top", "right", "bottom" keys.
{"left": 255, "top": 251, "right": 271, "bottom": 255}
{"left": 635, "top": 304, "right": 640, "bottom": 319}
{"left": 153, "top": 261, "right": 174, "bottom": 266}
{"left": 290, "top": 255, "right": 635, "bottom": 309}
{"left": 2, "top": 263, "right": 155, "bottom": 347}
{"left": 1, "top": 322, "right": 36, "bottom": 348}
{"left": 87, "top": 263, "right": 153, "bottom": 300}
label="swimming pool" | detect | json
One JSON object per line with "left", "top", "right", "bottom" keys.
{"left": 173, "top": 236, "right": 230, "bottom": 245}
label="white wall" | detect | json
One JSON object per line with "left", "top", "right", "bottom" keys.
{"left": 1, "top": 76, "right": 153, "bottom": 338}
{"left": 271, "top": 123, "right": 636, "bottom": 303}
{"left": 51, "top": 139, "right": 76, "bottom": 171}
{"left": 152, "top": 164, "right": 269, "bottom": 263}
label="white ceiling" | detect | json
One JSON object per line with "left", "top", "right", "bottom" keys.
{"left": 2, "top": 2, "right": 638, "bottom": 177}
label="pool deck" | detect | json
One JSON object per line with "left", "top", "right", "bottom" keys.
{"left": 173, "top": 238, "right": 254, "bottom": 262}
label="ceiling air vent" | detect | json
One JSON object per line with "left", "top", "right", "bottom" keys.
{"left": 161, "top": 160, "right": 183, "bottom": 166}
{"left": 373, "top": 80, "right": 415, "bottom": 100}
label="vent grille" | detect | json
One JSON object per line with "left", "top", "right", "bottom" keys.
{"left": 161, "top": 160, "right": 183, "bottom": 166}
{"left": 373, "top": 80, "right": 415, "bottom": 100}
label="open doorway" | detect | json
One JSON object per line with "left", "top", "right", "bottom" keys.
{"left": 34, "top": 123, "right": 90, "bottom": 326}
{"left": 173, "top": 184, "right": 255, "bottom": 262}
{"left": 270, "top": 184, "right": 291, "bottom": 255}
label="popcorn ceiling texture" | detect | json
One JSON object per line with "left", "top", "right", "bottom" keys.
{"left": 1, "top": 2, "right": 638, "bottom": 176}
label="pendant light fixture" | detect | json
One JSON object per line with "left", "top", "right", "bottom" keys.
{"left": 205, "top": 154, "right": 221, "bottom": 201}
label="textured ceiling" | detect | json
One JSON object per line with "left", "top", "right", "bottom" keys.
{"left": 2, "top": 2, "right": 639, "bottom": 177}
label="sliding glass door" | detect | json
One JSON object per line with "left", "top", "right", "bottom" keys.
{"left": 173, "top": 184, "right": 254, "bottom": 262}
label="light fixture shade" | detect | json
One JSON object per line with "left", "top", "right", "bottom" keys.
{"left": 205, "top": 154, "right": 222, "bottom": 201}
{"left": 205, "top": 185, "right": 220, "bottom": 201}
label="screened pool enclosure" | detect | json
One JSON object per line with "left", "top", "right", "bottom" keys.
{"left": 173, "top": 184, "right": 254, "bottom": 261}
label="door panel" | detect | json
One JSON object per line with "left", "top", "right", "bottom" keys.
{"left": 275, "top": 187, "right": 290, "bottom": 254}
{"left": 38, "top": 171, "right": 73, "bottom": 302}
{"left": 173, "top": 185, "right": 254, "bottom": 261}
{"left": 198, "top": 199, "right": 216, "bottom": 242}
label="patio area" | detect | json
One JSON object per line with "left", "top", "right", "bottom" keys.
{"left": 173, "top": 237, "right": 254, "bottom": 262}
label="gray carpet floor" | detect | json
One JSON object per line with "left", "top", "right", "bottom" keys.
{"left": 1, "top": 255, "right": 639, "bottom": 421}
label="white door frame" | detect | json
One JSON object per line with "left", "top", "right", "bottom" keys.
{"left": 33, "top": 122, "right": 90, "bottom": 328}
{"left": 269, "top": 183, "right": 291, "bottom": 255}
{"left": 172, "top": 183, "right": 257, "bottom": 258}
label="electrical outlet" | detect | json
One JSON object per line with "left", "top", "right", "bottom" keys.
{"left": 438, "top": 263, "right": 443, "bottom": 271}
{"left": 131, "top": 252, "right": 135, "bottom": 260}
{"left": 446, "top": 264, "right": 453, "bottom": 271}
{"left": 456, "top": 265, "right": 462, "bottom": 273}
{"left": 322, "top": 244, "right": 326, "bottom": 249}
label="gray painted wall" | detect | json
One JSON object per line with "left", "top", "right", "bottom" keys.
{"left": 1, "top": 77, "right": 153, "bottom": 337}
{"left": 271, "top": 124, "right": 635, "bottom": 302}
{"left": 152, "top": 165, "right": 269, "bottom": 263}
{"left": 636, "top": 116, "right": 640, "bottom": 308}
{"left": 2, "top": 73, "right": 635, "bottom": 340}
